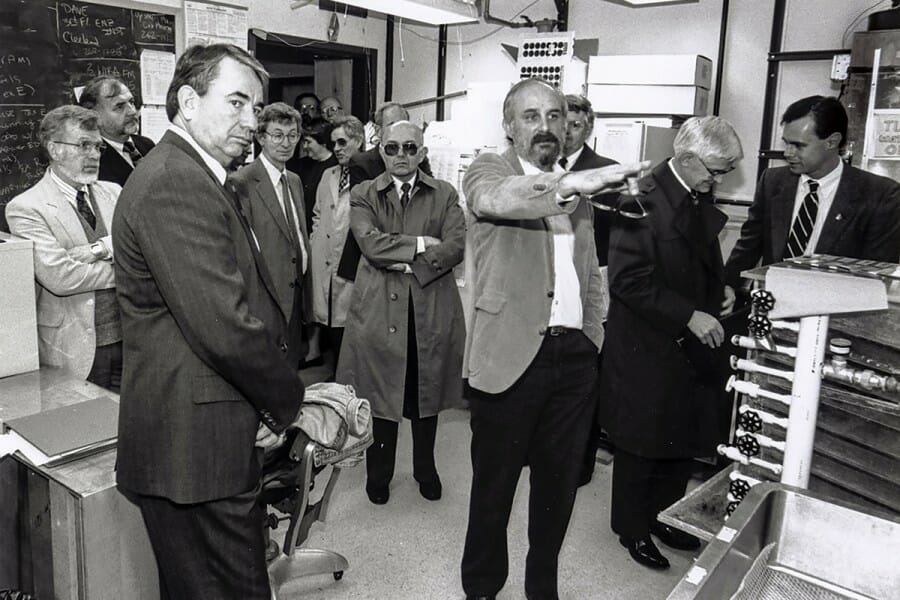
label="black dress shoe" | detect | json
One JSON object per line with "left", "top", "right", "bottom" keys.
{"left": 650, "top": 520, "right": 701, "bottom": 551}
{"left": 366, "top": 485, "right": 389, "bottom": 505}
{"left": 418, "top": 478, "right": 442, "bottom": 501}
{"left": 619, "top": 536, "right": 670, "bottom": 570}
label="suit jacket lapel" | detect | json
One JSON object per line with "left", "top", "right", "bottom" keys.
{"left": 163, "top": 133, "right": 283, "bottom": 307}
{"left": 37, "top": 172, "right": 86, "bottom": 244}
{"left": 817, "top": 167, "right": 857, "bottom": 253}
{"left": 250, "top": 160, "right": 292, "bottom": 242}
{"left": 770, "top": 172, "right": 798, "bottom": 261}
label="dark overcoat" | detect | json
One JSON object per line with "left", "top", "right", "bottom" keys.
{"left": 599, "top": 160, "right": 727, "bottom": 459}
{"left": 336, "top": 169, "right": 466, "bottom": 422}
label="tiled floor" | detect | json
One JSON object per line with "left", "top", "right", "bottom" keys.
{"left": 269, "top": 394, "right": 701, "bottom": 600}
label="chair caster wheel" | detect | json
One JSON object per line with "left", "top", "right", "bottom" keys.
{"left": 333, "top": 571, "right": 344, "bottom": 581}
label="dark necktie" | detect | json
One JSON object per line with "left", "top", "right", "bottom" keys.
{"left": 280, "top": 174, "right": 301, "bottom": 249}
{"left": 400, "top": 182, "right": 411, "bottom": 208}
{"left": 122, "top": 139, "right": 143, "bottom": 164}
{"left": 559, "top": 156, "right": 568, "bottom": 170}
{"left": 786, "top": 180, "right": 819, "bottom": 258}
{"left": 339, "top": 166, "right": 350, "bottom": 193}
{"left": 76, "top": 189, "right": 96, "bottom": 229}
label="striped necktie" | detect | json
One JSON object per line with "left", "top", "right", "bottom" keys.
{"left": 785, "top": 180, "right": 819, "bottom": 258}
{"left": 339, "top": 166, "right": 350, "bottom": 193}
{"left": 76, "top": 188, "right": 96, "bottom": 229}
{"left": 122, "top": 139, "right": 143, "bottom": 164}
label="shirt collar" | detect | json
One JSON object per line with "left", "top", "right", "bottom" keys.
{"left": 564, "top": 146, "right": 584, "bottom": 168}
{"left": 102, "top": 136, "right": 124, "bottom": 153}
{"left": 668, "top": 158, "right": 694, "bottom": 195}
{"left": 518, "top": 155, "right": 565, "bottom": 175}
{"left": 801, "top": 159, "right": 843, "bottom": 188}
{"left": 393, "top": 173, "right": 417, "bottom": 197}
{"left": 49, "top": 167, "right": 88, "bottom": 203}
{"left": 259, "top": 152, "right": 286, "bottom": 188}
{"left": 168, "top": 125, "right": 228, "bottom": 186}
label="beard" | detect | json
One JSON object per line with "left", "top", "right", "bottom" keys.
{"left": 529, "top": 131, "right": 561, "bottom": 169}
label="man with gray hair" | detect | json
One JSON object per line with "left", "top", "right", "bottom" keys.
{"left": 5, "top": 105, "right": 122, "bottom": 391}
{"left": 598, "top": 116, "right": 742, "bottom": 570}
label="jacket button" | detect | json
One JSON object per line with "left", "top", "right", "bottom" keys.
{"left": 390, "top": 292, "right": 398, "bottom": 300}
{"left": 291, "top": 257, "right": 297, "bottom": 264}
{"left": 325, "top": 260, "right": 331, "bottom": 266}
{"left": 280, "top": 343, "right": 288, "bottom": 352}
{"left": 538, "top": 328, "right": 546, "bottom": 335}
{"left": 533, "top": 183, "right": 547, "bottom": 192}
{"left": 431, "top": 261, "right": 440, "bottom": 268}
{"left": 289, "top": 281, "right": 296, "bottom": 288}
{"left": 389, "top": 326, "right": 396, "bottom": 333}
{"left": 547, "top": 291, "right": 554, "bottom": 298}
{"left": 326, "top": 234, "right": 330, "bottom": 238}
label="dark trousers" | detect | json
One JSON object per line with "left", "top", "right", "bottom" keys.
{"left": 87, "top": 341, "right": 122, "bottom": 393}
{"left": 610, "top": 448, "right": 693, "bottom": 540}
{"left": 135, "top": 482, "right": 269, "bottom": 600}
{"left": 365, "top": 299, "right": 439, "bottom": 490}
{"left": 461, "top": 330, "right": 598, "bottom": 600}
{"left": 327, "top": 326, "right": 345, "bottom": 367}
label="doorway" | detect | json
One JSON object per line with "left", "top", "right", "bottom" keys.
{"left": 249, "top": 31, "right": 378, "bottom": 124}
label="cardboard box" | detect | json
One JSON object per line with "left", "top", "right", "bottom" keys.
{"left": 587, "top": 84, "right": 709, "bottom": 116}
{"left": 0, "top": 235, "right": 39, "bottom": 378}
{"left": 588, "top": 54, "right": 713, "bottom": 89}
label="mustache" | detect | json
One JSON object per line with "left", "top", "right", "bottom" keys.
{"left": 531, "top": 132, "right": 559, "bottom": 146}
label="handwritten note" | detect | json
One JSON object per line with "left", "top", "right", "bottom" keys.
{"left": 140, "top": 50, "right": 175, "bottom": 105}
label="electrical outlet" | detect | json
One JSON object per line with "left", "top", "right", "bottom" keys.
{"left": 831, "top": 53, "right": 851, "bottom": 81}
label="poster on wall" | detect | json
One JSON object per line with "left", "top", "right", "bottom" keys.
{"left": 184, "top": 1, "right": 248, "bottom": 50}
{"left": 869, "top": 111, "right": 900, "bottom": 160}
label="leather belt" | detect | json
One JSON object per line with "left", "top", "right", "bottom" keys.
{"left": 546, "top": 326, "right": 577, "bottom": 336}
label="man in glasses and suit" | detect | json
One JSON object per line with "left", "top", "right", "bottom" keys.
{"left": 724, "top": 96, "right": 900, "bottom": 302}
{"left": 231, "top": 102, "right": 311, "bottom": 368}
{"left": 6, "top": 105, "right": 122, "bottom": 391}
{"left": 599, "top": 116, "right": 743, "bottom": 571}
{"left": 460, "top": 78, "right": 647, "bottom": 600}
{"left": 337, "top": 120, "right": 466, "bottom": 506}
{"left": 79, "top": 76, "right": 155, "bottom": 187}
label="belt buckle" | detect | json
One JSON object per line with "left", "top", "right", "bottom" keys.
{"left": 547, "top": 326, "right": 567, "bottom": 337}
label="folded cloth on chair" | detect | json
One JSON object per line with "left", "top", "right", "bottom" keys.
{"left": 291, "top": 383, "right": 373, "bottom": 468}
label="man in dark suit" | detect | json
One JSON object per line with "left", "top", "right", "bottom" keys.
{"left": 725, "top": 95, "right": 900, "bottom": 301}
{"left": 561, "top": 94, "right": 619, "bottom": 266}
{"left": 113, "top": 44, "right": 304, "bottom": 599}
{"left": 600, "top": 116, "right": 742, "bottom": 571}
{"left": 232, "top": 102, "right": 311, "bottom": 368}
{"left": 562, "top": 94, "right": 619, "bottom": 488}
{"left": 460, "top": 78, "right": 646, "bottom": 600}
{"left": 336, "top": 102, "right": 432, "bottom": 281}
{"left": 79, "top": 77, "right": 155, "bottom": 187}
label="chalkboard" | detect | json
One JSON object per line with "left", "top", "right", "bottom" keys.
{"left": 0, "top": 0, "right": 175, "bottom": 232}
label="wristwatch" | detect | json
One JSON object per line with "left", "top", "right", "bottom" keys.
{"left": 90, "top": 240, "right": 108, "bottom": 260}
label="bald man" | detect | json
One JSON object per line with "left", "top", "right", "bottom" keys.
{"left": 337, "top": 121, "right": 466, "bottom": 505}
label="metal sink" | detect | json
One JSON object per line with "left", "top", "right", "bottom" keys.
{"left": 667, "top": 483, "right": 900, "bottom": 600}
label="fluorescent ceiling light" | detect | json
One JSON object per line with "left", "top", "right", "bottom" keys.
{"left": 337, "top": 0, "right": 479, "bottom": 25}
{"left": 604, "top": 0, "right": 698, "bottom": 6}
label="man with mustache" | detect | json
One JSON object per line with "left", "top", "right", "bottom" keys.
{"left": 79, "top": 77, "right": 155, "bottom": 187}
{"left": 724, "top": 95, "right": 900, "bottom": 302}
{"left": 460, "top": 78, "right": 648, "bottom": 600}
{"left": 5, "top": 105, "right": 123, "bottom": 391}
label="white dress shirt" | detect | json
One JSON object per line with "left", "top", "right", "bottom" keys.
{"left": 791, "top": 160, "right": 843, "bottom": 255}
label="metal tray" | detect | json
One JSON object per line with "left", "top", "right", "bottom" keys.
{"left": 667, "top": 483, "right": 900, "bottom": 600}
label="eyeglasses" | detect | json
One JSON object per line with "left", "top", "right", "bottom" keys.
{"left": 298, "top": 103, "right": 317, "bottom": 111}
{"left": 696, "top": 155, "right": 735, "bottom": 178}
{"left": 589, "top": 194, "right": 648, "bottom": 220}
{"left": 322, "top": 105, "right": 343, "bottom": 115}
{"left": 262, "top": 131, "right": 300, "bottom": 144}
{"left": 53, "top": 140, "right": 107, "bottom": 154}
{"left": 383, "top": 142, "right": 419, "bottom": 157}
{"left": 333, "top": 137, "right": 352, "bottom": 148}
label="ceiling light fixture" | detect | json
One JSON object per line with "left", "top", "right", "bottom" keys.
{"left": 603, "top": 0, "right": 699, "bottom": 6}
{"left": 334, "top": 0, "right": 479, "bottom": 26}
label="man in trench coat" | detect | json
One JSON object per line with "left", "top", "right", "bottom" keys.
{"left": 336, "top": 121, "right": 466, "bottom": 505}
{"left": 599, "top": 116, "right": 742, "bottom": 571}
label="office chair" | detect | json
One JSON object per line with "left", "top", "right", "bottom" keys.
{"left": 261, "top": 429, "right": 349, "bottom": 595}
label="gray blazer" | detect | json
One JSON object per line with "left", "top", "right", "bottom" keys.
{"left": 462, "top": 148, "right": 606, "bottom": 394}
